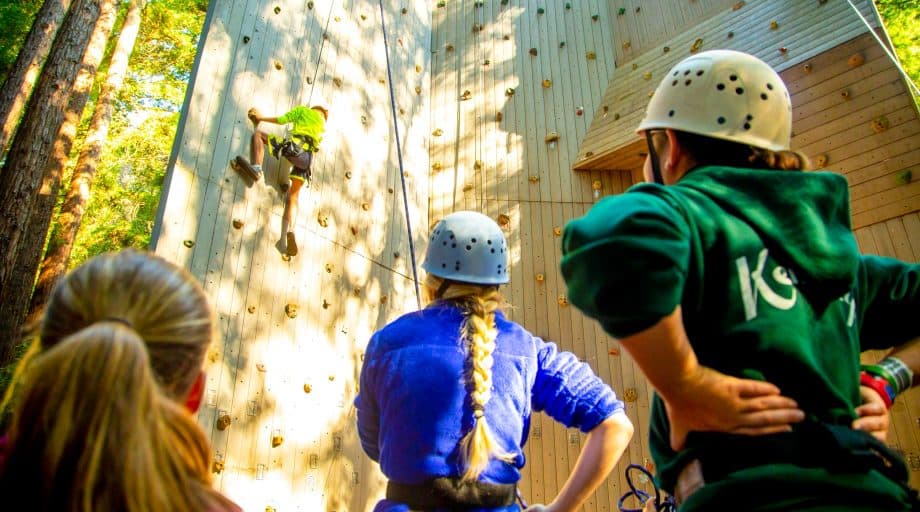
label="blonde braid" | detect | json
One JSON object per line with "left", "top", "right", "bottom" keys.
{"left": 425, "top": 275, "right": 515, "bottom": 480}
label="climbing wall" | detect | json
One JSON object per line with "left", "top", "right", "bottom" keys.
{"left": 151, "top": 0, "right": 431, "bottom": 510}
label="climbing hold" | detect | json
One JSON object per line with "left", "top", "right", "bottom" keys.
{"left": 632, "top": 63, "right": 638, "bottom": 70}
{"left": 542, "top": 79, "right": 552, "bottom": 88}
{"left": 608, "top": 347, "right": 620, "bottom": 356}
{"left": 592, "top": 14, "right": 599, "bottom": 21}
{"left": 624, "top": 388, "right": 638, "bottom": 402}
{"left": 503, "top": 34, "right": 511, "bottom": 40}
{"left": 432, "top": 162, "right": 443, "bottom": 171}
{"left": 233, "top": 219, "right": 243, "bottom": 229}
{"left": 545, "top": 132, "right": 560, "bottom": 144}
{"left": 897, "top": 170, "right": 913, "bottom": 185}
{"left": 334, "top": 16, "right": 340, "bottom": 21}
{"left": 690, "top": 38, "right": 703, "bottom": 53}
{"left": 814, "top": 154, "right": 828, "bottom": 168}
{"left": 360, "top": 14, "right": 367, "bottom": 20}
{"left": 483, "top": 59, "right": 490, "bottom": 65}
{"left": 333, "top": 77, "right": 343, "bottom": 87}
{"left": 529, "top": 175, "right": 540, "bottom": 183}
{"left": 446, "top": 43, "right": 454, "bottom": 52}
{"left": 213, "top": 459, "right": 225, "bottom": 474}
{"left": 432, "top": 128, "right": 443, "bottom": 136}
{"left": 648, "top": 91, "right": 654, "bottom": 97}
{"left": 585, "top": 151, "right": 594, "bottom": 158}
{"left": 345, "top": 171, "right": 352, "bottom": 179}
{"left": 398, "top": 108, "right": 405, "bottom": 115}
{"left": 317, "top": 214, "right": 328, "bottom": 227}
{"left": 770, "top": 20, "right": 778, "bottom": 30}
{"left": 553, "top": 226, "right": 562, "bottom": 236}
{"left": 617, "top": 7, "right": 625, "bottom": 15}
{"left": 274, "top": 6, "right": 280, "bottom": 14}
{"left": 474, "top": 160, "right": 483, "bottom": 170}
{"left": 323, "top": 31, "right": 329, "bottom": 40}
{"left": 505, "top": 87, "right": 515, "bottom": 97}
{"left": 325, "top": 263, "right": 334, "bottom": 273}
{"left": 183, "top": 240, "right": 195, "bottom": 248}
{"left": 472, "top": 24, "right": 482, "bottom": 33}
{"left": 285, "top": 303, "right": 298, "bottom": 318}
{"left": 415, "top": 64, "right": 422, "bottom": 73}
{"left": 587, "top": 51, "right": 597, "bottom": 59}
{"left": 380, "top": 295, "right": 388, "bottom": 304}
{"left": 643, "top": 72, "right": 652, "bottom": 80}
{"left": 529, "top": 48, "right": 538, "bottom": 56}
{"left": 475, "top": 1, "right": 484, "bottom": 6}
{"left": 437, "top": 0, "right": 445, "bottom": 6}
{"left": 501, "top": 0, "right": 508, "bottom": 4}
{"left": 557, "top": 295, "right": 569, "bottom": 307}
{"left": 496, "top": 112, "right": 503, "bottom": 122}
{"left": 217, "top": 413, "right": 232, "bottom": 431}
{"left": 361, "top": 202, "right": 370, "bottom": 211}
{"left": 306, "top": 77, "right": 312, "bottom": 84}
{"left": 614, "top": 113, "right": 620, "bottom": 120}
{"left": 779, "top": 47, "right": 788, "bottom": 55}
{"left": 274, "top": 61, "right": 283, "bottom": 70}
{"left": 871, "top": 116, "right": 889, "bottom": 133}
{"left": 663, "top": 46, "right": 670, "bottom": 53}
{"left": 394, "top": 251, "right": 400, "bottom": 259}
{"left": 303, "top": 383, "right": 312, "bottom": 394}
{"left": 378, "top": 78, "right": 386, "bottom": 85}
{"left": 576, "top": 106, "right": 584, "bottom": 116}
{"left": 247, "top": 305, "right": 256, "bottom": 314}
{"left": 621, "top": 41, "right": 630, "bottom": 50}
{"left": 256, "top": 363, "right": 266, "bottom": 372}
{"left": 732, "top": 1, "right": 745, "bottom": 10}
{"left": 803, "top": 63, "right": 812, "bottom": 72}
{"left": 559, "top": 41, "right": 565, "bottom": 48}
{"left": 462, "top": 183, "right": 473, "bottom": 192}
{"left": 497, "top": 214, "right": 511, "bottom": 227}
{"left": 243, "top": 36, "right": 250, "bottom": 44}
{"left": 307, "top": 1, "right": 313, "bottom": 9}
{"left": 644, "top": 458, "right": 656, "bottom": 473}
{"left": 848, "top": 53, "right": 865, "bottom": 68}
{"left": 592, "top": 180, "right": 603, "bottom": 191}
{"left": 460, "top": 90, "right": 472, "bottom": 100}
{"left": 350, "top": 226, "right": 359, "bottom": 236}
{"left": 727, "top": 31, "right": 734, "bottom": 38}
{"left": 841, "top": 89, "right": 851, "bottom": 100}
{"left": 361, "top": 115, "right": 368, "bottom": 125}
{"left": 536, "top": 273, "right": 544, "bottom": 282}
{"left": 402, "top": 7, "right": 408, "bottom": 14}
{"left": 388, "top": 187, "right": 394, "bottom": 193}
{"left": 415, "top": 86, "right": 422, "bottom": 95}
{"left": 566, "top": 2, "right": 571, "bottom": 9}
{"left": 636, "top": 6, "right": 641, "bottom": 12}
{"left": 322, "top": 299, "right": 331, "bottom": 310}
{"left": 537, "top": 7, "right": 545, "bottom": 14}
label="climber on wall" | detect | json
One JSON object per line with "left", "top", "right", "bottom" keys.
{"left": 561, "top": 49, "right": 920, "bottom": 510}
{"left": 355, "top": 210, "right": 635, "bottom": 512}
{"left": 234, "top": 103, "right": 328, "bottom": 257}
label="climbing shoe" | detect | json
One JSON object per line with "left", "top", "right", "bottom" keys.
{"left": 233, "top": 155, "right": 262, "bottom": 181}
{"left": 286, "top": 232, "right": 298, "bottom": 257}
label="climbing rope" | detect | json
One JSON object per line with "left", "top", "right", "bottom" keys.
{"left": 618, "top": 464, "right": 676, "bottom": 512}
{"left": 306, "top": 0, "right": 338, "bottom": 104}
{"left": 377, "top": 0, "right": 422, "bottom": 309}
{"left": 845, "top": 0, "right": 920, "bottom": 97}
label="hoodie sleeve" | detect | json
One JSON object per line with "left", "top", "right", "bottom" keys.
{"left": 561, "top": 189, "right": 691, "bottom": 338}
{"left": 532, "top": 337, "right": 625, "bottom": 432}
{"left": 856, "top": 254, "right": 920, "bottom": 350}
{"left": 354, "top": 334, "right": 382, "bottom": 461}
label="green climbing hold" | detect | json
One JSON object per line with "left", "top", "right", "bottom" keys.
{"left": 274, "top": 5, "right": 281, "bottom": 14}
{"left": 500, "top": 0, "right": 509, "bottom": 4}
{"left": 437, "top": 0, "right": 446, "bottom": 7}
{"left": 537, "top": 7, "right": 545, "bottom": 14}
{"left": 474, "top": 0, "right": 484, "bottom": 6}
{"left": 617, "top": 7, "right": 625, "bottom": 15}
{"left": 592, "top": 14, "right": 600, "bottom": 21}
{"left": 559, "top": 41, "right": 565, "bottom": 48}
{"left": 565, "top": 3, "right": 571, "bottom": 9}
{"left": 307, "top": 1, "right": 313, "bottom": 9}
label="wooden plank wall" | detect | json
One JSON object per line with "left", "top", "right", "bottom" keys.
{"left": 152, "top": 0, "right": 431, "bottom": 510}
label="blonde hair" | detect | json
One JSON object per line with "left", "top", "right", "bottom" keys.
{"left": 425, "top": 274, "right": 515, "bottom": 481}
{"left": 0, "top": 249, "right": 233, "bottom": 511}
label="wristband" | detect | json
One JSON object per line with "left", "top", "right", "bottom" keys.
{"left": 860, "top": 371, "right": 895, "bottom": 409}
{"left": 860, "top": 363, "right": 898, "bottom": 393}
{"left": 878, "top": 357, "right": 913, "bottom": 394}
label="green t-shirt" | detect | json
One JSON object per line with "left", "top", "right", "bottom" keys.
{"left": 561, "top": 165, "right": 920, "bottom": 510}
{"left": 278, "top": 105, "right": 325, "bottom": 149}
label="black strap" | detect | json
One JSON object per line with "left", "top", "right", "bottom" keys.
{"left": 386, "top": 478, "right": 517, "bottom": 509}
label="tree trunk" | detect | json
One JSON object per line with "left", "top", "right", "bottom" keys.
{"left": 26, "top": 0, "right": 147, "bottom": 328}
{"left": 0, "top": 0, "right": 118, "bottom": 365}
{"left": 0, "top": 0, "right": 74, "bottom": 160}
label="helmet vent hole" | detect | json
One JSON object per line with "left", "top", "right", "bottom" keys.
{"left": 451, "top": 243, "right": 457, "bottom": 248}
{"left": 746, "top": 114, "right": 753, "bottom": 120}
{"left": 442, "top": 263, "right": 447, "bottom": 268}
{"left": 500, "top": 249, "right": 504, "bottom": 253}
{"left": 767, "top": 83, "right": 774, "bottom": 90}
{"left": 491, "top": 248, "right": 495, "bottom": 253}
{"left": 450, "top": 234, "right": 455, "bottom": 239}
{"left": 466, "top": 245, "right": 472, "bottom": 250}
{"left": 668, "top": 110, "right": 675, "bottom": 117}
{"left": 735, "top": 87, "right": 744, "bottom": 95}
{"left": 717, "top": 83, "right": 725, "bottom": 91}
{"left": 672, "top": 80, "right": 678, "bottom": 86}
{"left": 717, "top": 116, "right": 726, "bottom": 124}
{"left": 442, "top": 241, "right": 448, "bottom": 246}
{"left": 471, "top": 238, "right": 477, "bottom": 243}
{"left": 673, "top": 70, "right": 679, "bottom": 77}
{"left": 487, "top": 240, "right": 492, "bottom": 245}
{"left": 743, "top": 123, "right": 751, "bottom": 130}
{"left": 760, "top": 93, "right": 768, "bottom": 100}
{"left": 685, "top": 79, "right": 692, "bottom": 86}
{"left": 696, "top": 70, "right": 704, "bottom": 76}
{"left": 730, "top": 74, "right": 738, "bottom": 81}
{"left": 683, "top": 70, "right": 691, "bottom": 76}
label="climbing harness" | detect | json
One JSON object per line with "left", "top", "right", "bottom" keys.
{"left": 618, "top": 464, "right": 676, "bottom": 512}
{"left": 378, "top": 0, "right": 422, "bottom": 309}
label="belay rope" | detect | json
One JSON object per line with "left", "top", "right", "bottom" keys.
{"left": 378, "top": 0, "right": 422, "bottom": 309}
{"left": 618, "top": 464, "right": 676, "bottom": 512}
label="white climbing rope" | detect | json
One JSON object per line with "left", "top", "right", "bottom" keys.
{"left": 378, "top": 0, "right": 422, "bottom": 309}
{"left": 846, "top": 0, "right": 920, "bottom": 98}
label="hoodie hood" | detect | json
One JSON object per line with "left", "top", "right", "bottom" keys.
{"left": 675, "top": 165, "right": 858, "bottom": 305}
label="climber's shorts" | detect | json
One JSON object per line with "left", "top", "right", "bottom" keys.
{"left": 268, "top": 135, "right": 314, "bottom": 182}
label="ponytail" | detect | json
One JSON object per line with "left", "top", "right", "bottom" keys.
{"left": 1, "top": 321, "right": 217, "bottom": 511}
{"left": 425, "top": 275, "right": 515, "bottom": 481}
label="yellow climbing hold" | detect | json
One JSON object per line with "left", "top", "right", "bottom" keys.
{"left": 432, "top": 128, "right": 443, "bottom": 136}
{"left": 542, "top": 79, "right": 552, "bottom": 88}
{"left": 586, "top": 51, "right": 597, "bottom": 60}
{"left": 690, "top": 38, "right": 703, "bottom": 53}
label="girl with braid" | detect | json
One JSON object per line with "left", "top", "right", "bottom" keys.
{"left": 356, "top": 211, "right": 634, "bottom": 512}
{"left": 0, "top": 249, "right": 241, "bottom": 512}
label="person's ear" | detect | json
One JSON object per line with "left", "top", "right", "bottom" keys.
{"left": 665, "top": 129, "right": 683, "bottom": 173}
{"left": 184, "top": 371, "right": 206, "bottom": 413}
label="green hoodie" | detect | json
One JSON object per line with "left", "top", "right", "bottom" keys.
{"left": 561, "top": 165, "right": 920, "bottom": 511}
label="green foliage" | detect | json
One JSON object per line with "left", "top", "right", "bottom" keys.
{"left": 876, "top": 0, "right": 920, "bottom": 89}
{"left": 0, "top": 0, "right": 42, "bottom": 83}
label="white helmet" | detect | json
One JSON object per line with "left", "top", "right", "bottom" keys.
{"left": 637, "top": 50, "right": 792, "bottom": 151}
{"left": 422, "top": 211, "right": 509, "bottom": 285}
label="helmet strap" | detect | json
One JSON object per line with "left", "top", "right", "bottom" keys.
{"left": 435, "top": 278, "right": 452, "bottom": 299}
{"left": 645, "top": 130, "right": 664, "bottom": 185}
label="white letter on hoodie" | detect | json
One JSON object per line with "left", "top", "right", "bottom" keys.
{"left": 736, "top": 249, "right": 798, "bottom": 321}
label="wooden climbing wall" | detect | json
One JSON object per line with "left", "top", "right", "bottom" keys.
{"left": 151, "top": 0, "right": 431, "bottom": 510}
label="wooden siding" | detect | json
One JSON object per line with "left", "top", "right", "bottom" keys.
{"left": 152, "top": 0, "right": 430, "bottom": 510}
{"left": 577, "top": 0, "right": 880, "bottom": 172}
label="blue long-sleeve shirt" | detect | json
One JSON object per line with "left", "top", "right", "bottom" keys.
{"left": 355, "top": 302, "right": 625, "bottom": 512}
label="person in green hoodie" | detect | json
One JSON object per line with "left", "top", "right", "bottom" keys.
{"left": 561, "top": 49, "right": 920, "bottom": 511}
